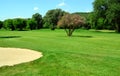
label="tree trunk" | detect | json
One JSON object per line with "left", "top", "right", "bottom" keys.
{"left": 64, "top": 28, "right": 75, "bottom": 37}
{"left": 115, "top": 23, "right": 120, "bottom": 33}
{"left": 68, "top": 28, "right": 75, "bottom": 37}
{"left": 65, "top": 28, "right": 69, "bottom": 36}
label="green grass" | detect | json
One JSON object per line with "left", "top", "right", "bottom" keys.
{"left": 0, "top": 29, "right": 120, "bottom": 76}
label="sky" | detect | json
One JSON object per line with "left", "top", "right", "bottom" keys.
{"left": 0, "top": 0, "right": 94, "bottom": 21}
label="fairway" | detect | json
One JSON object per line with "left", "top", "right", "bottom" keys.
{"left": 0, "top": 29, "right": 120, "bottom": 76}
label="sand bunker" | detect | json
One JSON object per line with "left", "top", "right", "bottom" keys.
{"left": 0, "top": 47, "right": 43, "bottom": 67}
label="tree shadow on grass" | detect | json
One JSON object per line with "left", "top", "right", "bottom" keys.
{"left": 57, "top": 35, "right": 93, "bottom": 38}
{"left": 72, "top": 35, "right": 93, "bottom": 38}
{"left": 93, "top": 30, "right": 116, "bottom": 34}
{"left": 0, "top": 36, "right": 21, "bottom": 39}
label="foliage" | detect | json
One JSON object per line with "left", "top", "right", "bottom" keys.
{"left": 2, "top": 13, "right": 42, "bottom": 31}
{"left": 106, "top": 1, "right": 120, "bottom": 32}
{"left": 32, "top": 13, "right": 43, "bottom": 29}
{"left": 43, "top": 9, "right": 67, "bottom": 29}
{"left": 3, "top": 19, "right": 15, "bottom": 31}
{"left": 73, "top": 12, "right": 90, "bottom": 19}
{"left": 27, "top": 19, "right": 37, "bottom": 30}
{"left": 91, "top": 0, "right": 107, "bottom": 29}
{"left": 0, "top": 21, "right": 3, "bottom": 29}
{"left": 13, "top": 18, "right": 27, "bottom": 31}
{"left": 96, "top": 18, "right": 105, "bottom": 29}
{"left": 92, "top": 0, "right": 120, "bottom": 32}
{"left": 43, "top": 22, "right": 51, "bottom": 28}
{"left": 2, "top": 18, "right": 37, "bottom": 31}
{"left": 58, "top": 14, "right": 84, "bottom": 36}
{"left": 73, "top": 12, "right": 91, "bottom": 29}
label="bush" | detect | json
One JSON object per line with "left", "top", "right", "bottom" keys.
{"left": 13, "top": 18, "right": 27, "bottom": 31}
{"left": 0, "top": 21, "right": 3, "bottom": 29}
{"left": 3, "top": 19, "right": 15, "bottom": 31}
{"left": 27, "top": 19, "right": 37, "bottom": 30}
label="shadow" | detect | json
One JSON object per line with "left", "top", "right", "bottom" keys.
{"left": 93, "top": 30, "right": 116, "bottom": 34}
{"left": 56, "top": 35, "right": 93, "bottom": 38}
{"left": 0, "top": 36, "right": 21, "bottom": 39}
{"left": 72, "top": 35, "right": 93, "bottom": 38}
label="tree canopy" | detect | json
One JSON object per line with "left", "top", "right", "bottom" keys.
{"left": 0, "top": 21, "right": 3, "bottom": 29}
{"left": 43, "top": 9, "right": 67, "bottom": 30}
{"left": 13, "top": 18, "right": 27, "bottom": 31}
{"left": 32, "top": 13, "right": 43, "bottom": 29}
{"left": 27, "top": 19, "right": 37, "bottom": 30}
{"left": 3, "top": 19, "right": 14, "bottom": 31}
{"left": 92, "top": 0, "right": 120, "bottom": 32}
{"left": 58, "top": 14, "right": 84, "bottom": 36}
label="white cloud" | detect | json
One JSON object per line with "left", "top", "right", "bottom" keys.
{"left": 56, "top": 1, "right": 71, "bottom": 12}
{"left": 85, "top": 9, "right": 93, "bottom": 12}
{"left": 58, "top": 2, "right": 66, "bottom": 7}
{"left": 13, "top": 16, "right": 24, "bottom": 18}
{"left": 34, "top": 7, "right": 39, "bottom": 11}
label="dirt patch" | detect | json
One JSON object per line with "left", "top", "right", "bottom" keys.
{"left": 0, "top": 47, "right": 43, "bottom": 67}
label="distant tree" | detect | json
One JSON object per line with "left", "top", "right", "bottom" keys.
{"left": 43, "top": 9, "right": 67, "bottom": 30}
{"left": 13, "top": 18, "right": 27, "bottom": 31}
{"left": 89, "top": 12, "right": 98, "bottom": 29}
{"left": 92, "top": 0, "right": 107, "bottom": 29}
{"left": 73, "top": 12, "right": 91, "bottom": 30}
{"left": 32, "top": 13, "right": 43, "bottom": 29}
{"left": 27, "top": 19, "right": 37, "bottom": 30}
{"left": 0, "top": 21, "right": 3, "bottom": 29}
{"left": 93, "top": 0, "right": 120, "bottom": 32}
{"left": 3, "top": 19, "right": 15, "bottom": 31}
{"left": 58, "top": 14, "right": 84, "bottom": 36}
{"left": 106, "top": 0, "right": 120, "bottom": 32}
{"left": 43, "top": 22, "right": 51, "bottom": 28}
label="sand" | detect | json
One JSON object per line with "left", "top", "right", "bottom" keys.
{"left": 0, "top": 47, "right": 43, "bottom": 67}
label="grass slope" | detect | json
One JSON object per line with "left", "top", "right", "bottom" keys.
{"left": 0, "top": 29, "right": 120, "bottom": 76}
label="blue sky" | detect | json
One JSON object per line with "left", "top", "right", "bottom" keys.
{"left": 0, "top": 0, "right": 94, "bottom": 21}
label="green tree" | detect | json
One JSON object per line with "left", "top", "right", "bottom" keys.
{"left": 27, "top": 19, "right": 37, "bottom": 30}
{"left": 73, "top": 12, "right": 91, "bottom": 30}
{"left": 32, "top": 13, "right": 43, "bottom": 29}
{"left": 43, "top": 9, "right": 67, "bottom": 30}
{"left": 13, "top": 18, "right": 27, "bottom": 31}
{"left": 93, "top": 0, "right": 120, "bottom": 32}
{"left": 58, "top": 14, "right": 84, "bottom": 36}
{"left": 106, "top": 0, "right": 120, "bottom": 32}
{"left": 3, "top": 19, "right": 15, "bottom": 31}
{"left": 92, "top": 0, "right": 107, "bottom": 29}
{"left": 0, "top": 21, "right": 3, "bottom": 29}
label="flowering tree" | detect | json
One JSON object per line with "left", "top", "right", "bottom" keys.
{"left": 58, "top": 14, "right": 84, "bottom": 36}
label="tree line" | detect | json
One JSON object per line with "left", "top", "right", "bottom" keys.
{"left": 0, "top": 9, "right": 89, "bottom": 31}
{"left": 0, "top": 9, "right": 67, "bottom": 31}
{"left": 0, "top": 0, "right": 120, "bottom": 34}
{"left": 91, "top": 0, "right": 120, "bottom": 32}
{"left": 0, "top": 13, "right": 42, "bottom": 31}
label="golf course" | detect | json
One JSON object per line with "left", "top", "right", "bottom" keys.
{"left": 0, "top": 29, "right": 120, "bottom": 76}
